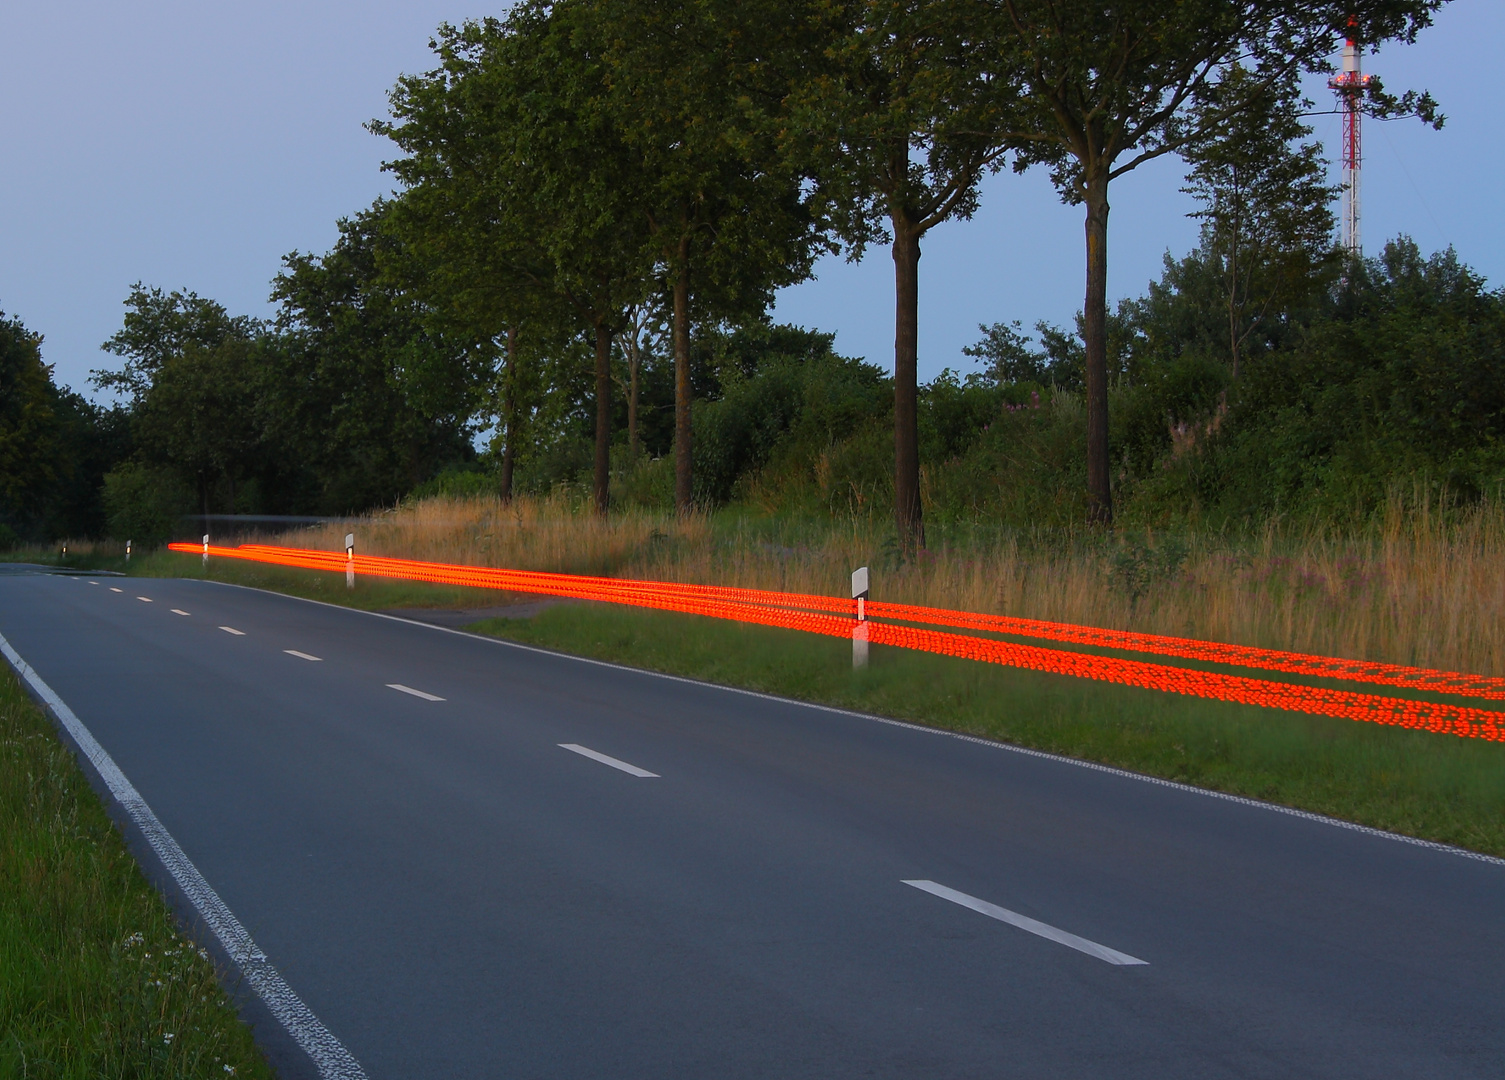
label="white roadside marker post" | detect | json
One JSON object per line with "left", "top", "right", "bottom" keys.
{"left": 345, "top": 533, "right": 355, "bottom": 589}
{"left": 852, "top": 565, "right": 870, "bottom": 669}
{"left": 125, "top": 539, "right": 132, "bottom": 562}
{"left": 202, "top": 533, "right": 209, "bottom": 568}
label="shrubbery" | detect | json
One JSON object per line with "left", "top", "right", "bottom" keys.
{"left": 101, "top": 464, "right": 190, "bottom": 546}
{"left": 497, "top": 237, "right": 1505, "bottom": 535}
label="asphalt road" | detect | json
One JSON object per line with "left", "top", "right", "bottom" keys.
{"left": 2, "top": 568, "right": 1503, "bottom": 1079}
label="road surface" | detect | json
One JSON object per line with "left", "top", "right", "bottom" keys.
{"left": 2, "top": 567, "right": 1502, "bottom": 1079}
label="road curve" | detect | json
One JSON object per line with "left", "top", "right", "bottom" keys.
{"left": 2, "top": 568, "right": 1502, "bottom": 1079}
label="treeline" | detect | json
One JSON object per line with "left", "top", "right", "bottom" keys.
{"left": 2, "top": 0, "right": 1474, "bottom": 548}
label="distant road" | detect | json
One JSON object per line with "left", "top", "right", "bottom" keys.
{"left": 2, "top": 568, "right": 1502, "bottom": 1079}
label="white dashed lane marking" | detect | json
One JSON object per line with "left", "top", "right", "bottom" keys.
{"left": 171, "top": 609, "right": 189, "bottom": 616}
{"left": 902, "top": 880, "right": 1147, "bottom": 966}
{"left": 137, "top": 596, "right": 152, "bottom": 602}
{"left": 284, "top": 650, "right": 322, "bottom": 662}
{"left": 559, "top": 743, "right": 660, "bottom": 778}
{"left": 387, "top": 683, "right": 444, "bottom": 702}
{"left": 109, "top": 587, "right": 123, "bottom": 593}
{"left": 219, "top": 626, "right": 245, "bottom": 636}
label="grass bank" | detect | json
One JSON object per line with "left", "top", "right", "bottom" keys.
{"left": 0, "top": 662, "right": 273, "bottom": 1078}
{"left": 471, "top": 603, "right": 1505, "bottom": 858}
{"left": 26, "top": 487, "right": 1505, "bottom": 677}
{"left": 241, "top": 489, "right": 1505, "bottom": 677}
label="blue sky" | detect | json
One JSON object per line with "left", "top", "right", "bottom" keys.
{"left": 2, "top": 1, "right": 1498, "bottom": 401}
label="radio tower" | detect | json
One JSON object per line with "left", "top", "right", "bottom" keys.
{"left": 1329, "top": 18, "right": 1371, "bottom": 256}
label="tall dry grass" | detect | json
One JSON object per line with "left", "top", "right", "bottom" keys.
{"left": 274, "top": 490, "right": 1505, "bottom": 677}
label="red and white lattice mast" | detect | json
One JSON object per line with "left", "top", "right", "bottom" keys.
{"left": 1329, "top": 18, "right": 1372, "bottom": 256}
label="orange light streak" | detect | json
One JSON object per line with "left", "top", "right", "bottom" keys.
{"left": 169, "top": 542, "right": 1505, "bottom": 741}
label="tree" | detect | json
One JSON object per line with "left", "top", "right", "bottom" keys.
{"left": 1182, "top": 64, "right": 1338, "bottom": 379}
{"left": 271, "top": 207, "right": 482, "bottom": 512}
{"left": 374, "top": 66, "right": 560, "bottom": 505}
{"left": 963, "top": 320, "right": 1047, "bottom": 384}
{"left": 133, "top": 337, "right": 265, "bottom": 516}
{"left": 591, "top": 0, "right": 825, "bottom": 513}
{"left": 96, "top": 284, "right": 261, "bottom": 404}
{"left": 993, "top": 0, "right": 1447, "bottom": 524}
{"left": 794, "top": 0, "right": 1024, "bottom": 552}
{"left": 377, "top": 5, "right": 656, "bottom": 515}
{"left": 616, "top": 301, "right": 663, "bottom": 464}
{"left": 0, "top": 311, "right": 60, "bottom": 531}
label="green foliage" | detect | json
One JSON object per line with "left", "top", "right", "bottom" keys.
{"left": 133, "top": 338, "right": 265, "bottom": 512}
{"left": 1109, "top": 531, "right": 1191, "bottom": 603}
{"left": 405, "top": 464, "right": 502, "bottom": 502}
{"left": 0, "top": 310, "right": 127, "bottom": 542}
{"left": 0, "top": 312, "right": 58, "bottom": 531}
{"left": 95, "top": 284, "right": 262, "bottom": 404}
{"left": 270, "top": 207, "right": 480, "bottom": 512}
{"left": 1181, "top": 62, "right": 1339, "bottom": 374}
{"left": 4, "top": 3, "right": 1464, "bottom": 541}
{"left": 962, "top": 320, "right": 1049, "bottom": 384}
{"left": 101, "top": 463, "right": 190, "bottom": 545}
{"left": 689, "top": 327, "right": 888, "bottom": 506}
{"left": 1203, "top": 240, "right": 1505, "bottom": 521}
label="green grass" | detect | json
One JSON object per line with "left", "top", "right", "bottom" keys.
{"left": 0, "top": 663, "right": 274, "bottom": 1079}
{"left": 471, "top": 603, "right": 1505, "bottom": 858}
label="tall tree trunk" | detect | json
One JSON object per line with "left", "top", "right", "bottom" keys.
{"left": 627, "top": 325, "right": 640, "bottom": 461}
{"left": 1227, "top": 231, "right": 1242, "bottom": 382}
{"left": 673, "top": 236, "right": 693, "bottom": 515}
{"left": 892, "top": 220, "right": 924, "bottom": 552}
{"left": 1082, "top": 172, "right": 1113, "bottom": 526}
{"left": 499, "top": 325, "right": 517, "bottom": 501}
{"left": 593, "top": 319, "right": 612, "bottom": 516}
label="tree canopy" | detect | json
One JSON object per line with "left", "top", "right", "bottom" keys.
{"left": 13, "top": 0, "right": 1476, "bottom": 548}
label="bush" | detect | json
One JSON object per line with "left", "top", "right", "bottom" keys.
{"left": 405, "top": 465, "right": 500, "bottom": 501}
{"left": 0, "top": 523, "right": 18, "bottom": 551}
{"left": 101, "top": 464, "right": 190, "bottom": 545}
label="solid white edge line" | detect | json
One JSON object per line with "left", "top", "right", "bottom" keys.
{"left": 219, "top": 626, "right": 245, "bottom": 636}
{"left": 387, "top": 683, "right": 444, "bottom": 701}
{"left": 0, "top": 630, "right": 366, "bottom": 1080}
{"left": 189, "top": 578, "right": 1505, "bottom": 869}
{"left": 559, "top": 742, "right": 660, "bottom": 777}
{"left": 903, "top": 879, "right": 1147, "bottom": 966}
{"left": 284, "top": 650, "right": 323, "bottom": 662}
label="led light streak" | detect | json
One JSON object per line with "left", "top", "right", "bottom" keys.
{"left": 170, "top": 542, "right": 1505, "bottom": 741}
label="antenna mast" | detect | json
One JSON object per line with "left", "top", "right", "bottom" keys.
{"left": 1329, "top": 18, "right": 1371, "bottom": 256}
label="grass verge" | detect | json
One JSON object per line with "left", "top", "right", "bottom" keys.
{"left": 0, "top": 661, "right": 274, "bottom": 1079}
{"left": 471, "top": 603, "right": 1505, "bottom": 858}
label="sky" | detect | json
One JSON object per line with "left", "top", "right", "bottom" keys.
{"left": 2, "top": 1, "right": 1500, "bottom": 402}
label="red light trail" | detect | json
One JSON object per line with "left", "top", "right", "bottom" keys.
{"left": 168, "top": 542, "right": 1505, "bottom": 742}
